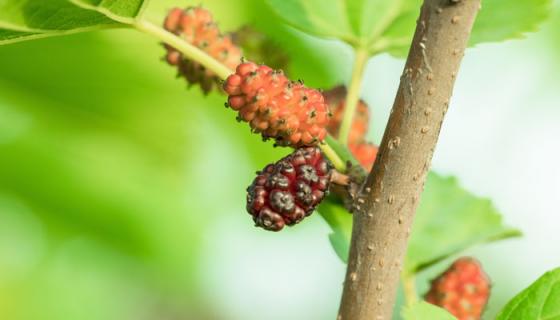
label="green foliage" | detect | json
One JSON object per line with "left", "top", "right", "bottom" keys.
{"left": 404, "top": 173, "right": 521, "bottom": 275}
{"left": 496, "top": 267, "right": 560, "bottom": 320}
{"left": 266, "top": 0, "right": 552, "bottom": 57}
{"left": 0, "top": 0, "right": 147, "bottom": 44}
{"left": 402, "top": 301, "right": 457, "bottom": 320}
{"left": 318, "top": 197, "right": 352, "bottom": 262}
{"left": 471, "top": 0, "right": 551, "bottom": 45}
{"left": 320, "top": 171, "right": 521, "bottom": 273}
{"left": 266, "top": 0, "right": 357, "bottom": 44}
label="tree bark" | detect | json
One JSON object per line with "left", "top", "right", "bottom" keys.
{"left": 337, "top": 0, "right": 480, "bottom": 319}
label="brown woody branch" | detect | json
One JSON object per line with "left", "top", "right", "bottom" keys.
{"left": 337, "top": 0, "right": 480, "bottom": 319}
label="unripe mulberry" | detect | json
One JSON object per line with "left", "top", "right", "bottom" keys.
{"left": 224, "top": 61, "right": 330, "bottom": 147}
{"left": 324, "top": 86, "right": 370, "bottom": 146}
{"left": 163, "top": 7, "right": 242, "bottom": 94}
{"left": 425, "top": 257, "right": 491, "bottom": 320}
{"left": 246, "top": 147, "right": 332, "bottom": 231}
{"left": 349, "top": 142, "right": 378, "bottom": 171}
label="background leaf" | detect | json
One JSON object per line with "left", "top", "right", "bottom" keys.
{"left": 266, "top": 0, "right": 552, "bottom": 57}
{"left": 402, "top": 301, "right": 457, "bottom": 320}
{"left": 318, "top": 197, "right": 352, "bottom": 262}
{"left": 265, "top": 0, "right": 357, "bottom": 44}
{"left": 0, "top": 0, "right": 147, "bottom": 44}
{"left": 404, "top": 172, "right": 521, "bottom": 275}
{"left": 496, "top": 267, "right": 560, "bottom": 320}
{"left": 470, "top": 0, "right": 551, "bottom": 45}
{"left": 319, "top": 171, "right": 521, "bottom": 273}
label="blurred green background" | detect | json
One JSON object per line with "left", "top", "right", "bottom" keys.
{"left": 1, "top": 0, "right": 559, "bottom": 319}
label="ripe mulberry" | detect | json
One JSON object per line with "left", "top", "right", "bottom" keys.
{"left": 223, "top": 61, "right": 330, "bottom": 148}
{"left": 163, "top": 7, "right": 242, "bottom": 94}
{"left": 324, "top": 86, "right": 370, "bottom": 146}
{"left": 246, "top": 147, "right": 332, "bottom": 231}
{"left": 425, "top": 257, "right": 491, "bottom": 320}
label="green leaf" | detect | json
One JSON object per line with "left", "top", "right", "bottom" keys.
{"left": 0, "top": 0, "right": 148, "bottom": 44}
{"left": 496, "top": 267, "right": 560, "bottom": 320}
{"left": 318, "top": 197, "right": 352, "bottom": 262}
{"left": 320, "top": 171, "right": 521, "bottom": 273}
{"left": 470, "top": 0, "right": 551, "bottom": 45}
{"left": 404, "top": 172, "right": 521, "bottom": 275}
{"left": 267, "top": 0, "right": 552, "bottom": 57}
{"left": 265, "top": 0, "right": 357, "bottom": 44}
{"left": 402, "top": 301, "right": 457, "bottom": 320}
{"left": 0, "top": 28, "right": 39, "bottom": 43}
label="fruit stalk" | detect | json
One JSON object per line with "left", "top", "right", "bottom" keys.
{"left": 337, "top": 1, "right": 481, "bottom": 319}
{"left": 338, "top": 48, "right": 369, "bottom": 146}
{"left": 135, "top": 19, "right": 233, "bottom": 80}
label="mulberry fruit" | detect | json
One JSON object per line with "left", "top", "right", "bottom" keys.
{"left": 223, "top": 61, "right": 330, "bottom": 148}
{"left": 324, "top": 86, "right": 370, "bottom": 146}
{"left": 163, "top": 7, "right": 242, "bottom": 94}
{"left": 324, "top": 86, "right": 378, "bottom": 170}
{"left": 425, "top": 257, "right": 491, "bottom": 320}
{"left": 246, "top": 147, "right": 332, "bottom": 231}
{"left": 349, "top": 142, "right": 378, "bottom": 171}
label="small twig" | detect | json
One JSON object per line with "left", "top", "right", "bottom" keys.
{"left": 331, "top": 171, "right": 351, "bottom": 186}
{"left": 337, "top": 0, "right": 481, "bottom": 319}
{"left": 134, "top": 19, "right": 233, "bottom": 79}
{"left": 320, "top": 142, "right": 346, "bottom": 173}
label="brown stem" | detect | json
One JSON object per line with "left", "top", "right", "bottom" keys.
{"left": 337, "top": 0, "right": 480, "bottom": 319}
{"left": 331, "top": 171, "right": 351, "bottom": 186}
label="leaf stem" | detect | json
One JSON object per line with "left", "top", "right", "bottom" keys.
{"left": 134, "top": 19, "right": 233, "bottom": 80}
{"left": 338, "top": 47, "right": 369, "bottom": 146}
{"left": 320, "top": 142, "right": 346, "bottom": 173}
{"left": 402, "top": 274, "right": 418, "bottom": 306}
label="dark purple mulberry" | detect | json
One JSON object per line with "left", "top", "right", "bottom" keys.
{"left": 246, "top": 147, "right": 333, "bottom": 231}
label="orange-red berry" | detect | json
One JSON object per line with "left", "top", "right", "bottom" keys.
{"left": 163, "top": 7, "right": 242, "bottom": 94}
{"left": 224, "top": 61, "right": 330, "bottom": 147}
{"left": 425, "top": 257, "right": 491, "bottom": 320}
{"left": 349, "top": 142, "right": 378, "bottom": 171}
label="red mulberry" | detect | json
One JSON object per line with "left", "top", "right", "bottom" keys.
{"left": 324, "top": 86, "right": 378, "bottom": 170}
{"left": 425, "top": 257, "right": 491, "bottom": 320}
{"left": 163, "top": 7, "right": 242, "bottom": 94}
{"left": 324, "top": 86, "right": 370, "bottom": 146}
{"left": 223, "top": 61, "right": 330, "bottom": 148}
{"left": 247, "top": 147, "right": 333, "bottom": 231}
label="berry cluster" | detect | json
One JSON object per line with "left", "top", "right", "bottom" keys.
{"left": 246, "top": 147, "right": 332, "bottom": 231}
{"left": 163, "top": 7, "right": 242, "bottom": 94}
{"left": 324, "top": 86, "right": 378, "bottom": 170}
{"left": 425, "top": 257, "right": 491, "bottom": 320}
{"left": 224, "top": 61, "right": 331, "bottom": 148}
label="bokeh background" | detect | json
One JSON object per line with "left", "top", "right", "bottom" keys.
{"left": 0, "top": 0, "right": 559, "bottom": 319}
